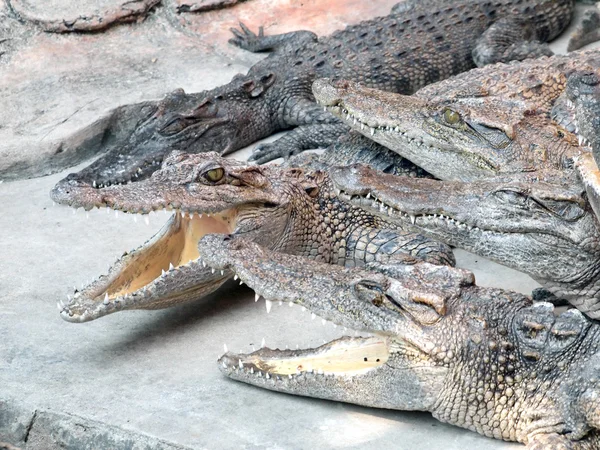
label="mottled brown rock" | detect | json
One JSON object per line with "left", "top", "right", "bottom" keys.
{"left": 176, "top": 0, "right": 249, "bottom": 13}
{"left": 7, "top": 0, "right": 160, "bottom": 33}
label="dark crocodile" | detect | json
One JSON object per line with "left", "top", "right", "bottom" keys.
{"left": 56, "top": 152, "right": 453, "bottom": 322}
{"left": 197, "top": 233, "right": 600, "bottom": 449}
{"left": 313, "top": 48, "right": 600, "bottom": 182}
{"left": 329, "top": 163, "right": 600, "bottom": 319}
{"left": 50, "top": 0, "right": 576, "bottom": 201}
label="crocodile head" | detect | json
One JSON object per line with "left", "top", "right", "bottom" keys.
{"left": 56, "top": 151, "right": 312, "bottom": 322}
{"left": 313, "top": 78, "right": 579, "bottom": 182}
{"left": 199, "top": 234, "right": 600, "bottom": 446}
{"left": 331, "top": 164, "right": 600, "bottom": 318}
{"left": 199, "top": 233, "right": 478, "bottom": 411}
{"left": 51, "top": 73, "right": 279, "bottom": 200}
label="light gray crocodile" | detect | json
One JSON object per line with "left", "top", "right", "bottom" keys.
{"left": 198, "top": 233, "right": 600, "bottom": 449}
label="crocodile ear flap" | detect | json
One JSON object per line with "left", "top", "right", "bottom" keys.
{"left": 242, "top": 73, "right": 276, "bottom": 98}
{"left": 235, "top": 167, "right": 268, "bottom": 188}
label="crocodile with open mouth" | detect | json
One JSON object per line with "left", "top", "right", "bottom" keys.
{"left": 313, "top": 48, "right": 600, "bottom": 182}
{"left": 198, "top": 233, "right": 600, "bottom": 449}
{"left": 50, "top": 0, "right": 576, "bottom": 196}
{"left": 55, "top": 152, "right": 454, "bottom": 322}
{"left": 329, "top": 164, "right": 600, "bottom": 318}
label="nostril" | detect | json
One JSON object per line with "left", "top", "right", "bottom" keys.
{"left": 223, "top": 234, "right": 233, "bottom": 242}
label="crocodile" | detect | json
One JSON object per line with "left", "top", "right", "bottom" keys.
{"left": 50, "top": 0, "right": 576, "bottom": 200}
{"left": 56, "top": 152, "right": 453, "bottom": 322}
{"left": 197, "top": 233, "right": 600, "bottom": 448}
{"left": 329, "top": 163, "right": 600, "bottom": 319}
{"left": 313, "top": 48, "right": 600, "bottom": 182}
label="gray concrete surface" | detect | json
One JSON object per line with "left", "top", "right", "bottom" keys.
{"left": 1, "top": 2, "right": 600, "bottom": 449}
{"left": 0, "top": 164, "right": 532, "bottom": 449}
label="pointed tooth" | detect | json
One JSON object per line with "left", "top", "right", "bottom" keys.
{"left": 202, "top": 260, "right": 207, "bottom": 267}
{"left": 224, "top": 344, "right": 228, "bottom": 353}
{"left": 169, "top": 262, "right": 174, "bottom": 270}
{"left": 220, "top": 270, "right": 224, "bottom": 276}
{"left": 265, "top": 299, "right": 273, "bottom": 314}
{"left": 370, "top": 127, "right": 375, "bottom": 136}
{"left": 144, "top": 215, "right": 150, "bottom": 225}
{"left": 234, "top": 274, "right": 238, "bottom": 280}
{"left": 410, "top": 215, "right": 416, "bottom": 224}
{"left": 311, "top": 313, "right": 316, "bottom": 320}
{"left": 104, "top": 293, "right": 109, "bottom": 304}
{"left": 211, "top": 268, "right": 215, "bottom": 274}
{"left": 238, "top": 360, "right": 243, "bottom": 369}
{"left": 250, "top": 367, "right": 254, "bottom": 374}
{"left": 261, "top": 337, "right": 266, "bottom": 348}
{"left": 255, "top": 293, "right": 260, "bottom": 302}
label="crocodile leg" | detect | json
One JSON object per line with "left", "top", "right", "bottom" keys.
{"left": 251, "top": 123, "right": 348, "bottom": 163}
{"left": 229, "top": 22, "right": 317, "bottom": 53}
{"left": 472, "top": 17, "right": 555, "bottom": 66}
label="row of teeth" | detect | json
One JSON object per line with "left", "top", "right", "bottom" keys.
{"left": 337, "top": 189, "right": 484, "bottom": 232}
{"left": 91, "top": 160, "right": 162, "bottom": 188}
{"left": 64, "top": 204, "right": 218, "bottom": 223}
{"left": 557, "top": 99, "right": 593, "bottom": 148}
{"left": 326, "top": 106, "right": 430, "bottom": 147}
{"left": 220, "top": 359, "right": 356, "bottom": 381}
{"left": 57, "top": 259, "right": 196, "bottom": 319}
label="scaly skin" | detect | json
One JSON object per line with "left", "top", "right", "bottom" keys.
{"left": 313, "top": 48, "right": 600, "bottom": 182}
{"left": 56, "top": 152, "right": 453, "bottom": 322}
{"left": 329, "top": 164, "right": 600, "bottom": 319}
{"left": 561, "top": 71, "right": 600, "bottom": 227}
{"left": 197, "top": 234, "right": 600, "bottom": 448}
{"left": 50, "top": 0, "right": 575, "bottom": 199}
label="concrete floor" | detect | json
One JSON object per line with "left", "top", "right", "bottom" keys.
{"left": 1, "top": 2, "right": 600, "bottom": 450}
{"left": 0, "top": 163, "right": 533, "bottom": 449}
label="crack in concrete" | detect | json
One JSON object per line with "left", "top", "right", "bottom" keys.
{"left": 22, "top": 410, "right": 37, "bottom": 443}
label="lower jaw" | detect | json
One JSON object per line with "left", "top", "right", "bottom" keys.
{"left": 220, "top": 335, "right": 390, "bottom": 380}
{"left": 60, "top": 210, "right": 236, "bottom": 321}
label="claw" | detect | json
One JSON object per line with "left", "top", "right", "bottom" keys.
{"left": 239, "top": 22, "right": 253, "bottom": 36}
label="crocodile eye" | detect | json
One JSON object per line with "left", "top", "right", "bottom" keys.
{"left": 443, "top": 109, "right": 461, "bottom": 125}
{"left": 160, "top": 118, "right": 188, "bottom": 136}
{"left": 204, "top": 167, "right": 224, "bottom": 182}
{"left": 493, "top": 189, "right": 528, "bottom": 206}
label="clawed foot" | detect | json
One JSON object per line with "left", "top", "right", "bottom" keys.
{"left": 229, "top": 22, "right": 266, "bottom": 52}
{"left": 249, "top": 141, "right": 303, "bottom": 164}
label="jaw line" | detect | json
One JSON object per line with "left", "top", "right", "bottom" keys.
{"left": 59, "top": 209, "right": 237, "bottom": 322}
{"left": 337, "top": 189, "right": 575, "bottom": 246}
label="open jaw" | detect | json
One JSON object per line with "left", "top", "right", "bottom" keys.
{"left": 58, "top": 208, "right": 237, "bottom": 323}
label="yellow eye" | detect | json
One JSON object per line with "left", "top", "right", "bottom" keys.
{"left": 204, "top": 167, "right": 224, "bottom": 182}
{"left": 443, "top": 109, "right": 461, "bottom": 125}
